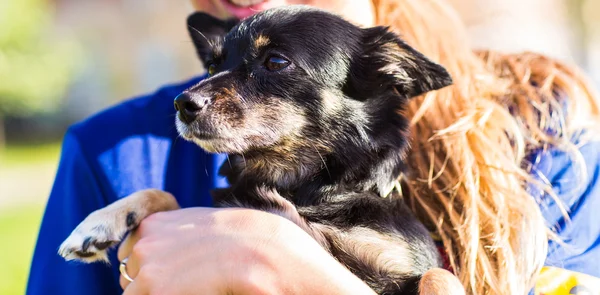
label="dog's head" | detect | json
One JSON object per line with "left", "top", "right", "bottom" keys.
{"left": 176, "top": 6, "right": 452, "bottom": 156}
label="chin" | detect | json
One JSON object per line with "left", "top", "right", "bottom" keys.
{"left": 175, "top": 119, "right": 195, "bottom": 140}
{"left": 192, "top": 137, "right": 253, "bottom": 154}
{"left": 192, "top": 138, "right": 226, "bottom": 153}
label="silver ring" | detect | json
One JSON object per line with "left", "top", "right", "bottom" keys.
{"left": 119, "top": 257, "right": 134, "bottom": 282}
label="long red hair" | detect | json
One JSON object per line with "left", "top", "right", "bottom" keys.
{"left": 371, "top": 0, "right": 600, "bottom": 294}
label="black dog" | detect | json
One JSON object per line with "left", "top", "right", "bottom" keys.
{"left": 60, "top": 6, "right": 463, "bottom": 295}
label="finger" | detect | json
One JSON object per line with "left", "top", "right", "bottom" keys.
{"left": 118, "top": 232, "right": 142, "bottom": 290}
{"left": 118, "top": 230, "right": 141, "bottom": 261}
{"left": 119, "top": 255, "right": 141, "bottom": 290}
{"left": 119, "top": 255, "right": 142, "bottom": 290}
{"left": 119, "top": 269, "right": 133, "bottom": 290}
{"left": 122, "top": 278, "right": 148, "bottom": 295}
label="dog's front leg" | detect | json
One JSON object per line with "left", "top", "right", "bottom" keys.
{"left": 213, "top": 186, "right": 331, "bottom": 250}
{"left": 58, "top": 189, "right": 179, "bottom": 263}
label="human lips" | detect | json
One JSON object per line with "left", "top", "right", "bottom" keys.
{"left": 220, "top": 0, "right": 283, "bottom": 19}
{"left": 227, "top": 0, "right": 265, "bottom": 6}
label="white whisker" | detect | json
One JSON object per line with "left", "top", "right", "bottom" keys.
{"left": 312, "top": 143, "right": 330, "bottom": 179}
{"left": 188, "top": 25, "right": 214, "bottom": 47}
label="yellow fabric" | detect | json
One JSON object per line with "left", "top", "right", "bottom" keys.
{"left": 535, "top": 266, "right": 600, "bottom": 295}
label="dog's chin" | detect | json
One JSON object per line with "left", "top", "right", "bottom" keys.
{"left": 175, "top": 118, "right": 288, "bottom": 154}
{"left": 191, "top": 138, "right": 239, "bottom": 154}
{"left": 176, "top": 120, "right": 247, "bottom": 153}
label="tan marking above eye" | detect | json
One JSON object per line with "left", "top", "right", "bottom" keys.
{"left": 254, "top": 34, "right": 270, "bottom": 49}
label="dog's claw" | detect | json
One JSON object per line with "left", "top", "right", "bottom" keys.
{"left": 81, "top": 237, "right": 93, "bottom": 252}
{"left": 59, "top": 233, "right": 118, "bottom": 263}
{"left": 58, "top": 213, "right": 126, "bottom": 263}
{"left": 59, "top": 233, "right": 119, "bottom": 263}
{"left": 74, "top": 250, "right": 96, "bottom": 258}
{"left": 79, "top": 236, "right": 117, "bottom": 252}
{"left": 94, "top": 240, "right": 117, "bottom": 251}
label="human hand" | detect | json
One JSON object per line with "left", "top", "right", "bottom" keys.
{"left": 117, "top": 207, "right": 376, "bottom": 295}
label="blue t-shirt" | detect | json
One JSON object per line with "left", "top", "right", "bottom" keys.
{"left": 531, "top": 139, "right": 600, "bottom": 274}
{"left": 26, "top": 76, "right": 600, "bottom": 295}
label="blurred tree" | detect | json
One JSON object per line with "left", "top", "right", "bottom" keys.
{"left": 0, "top": 0, "right": 81, "bottom": 148}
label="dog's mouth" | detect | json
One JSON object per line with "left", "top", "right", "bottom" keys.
{"left": 189, "top": 131, "right": 219, "bottom": 141}
{"left": 176, "top": 118, "right": 248, "bottom": 153}
{"left": 176, "top": 122, "right": 229, "bottom": 153}
{"left": 176, "top": 119, "right": 220, "bottom": 140}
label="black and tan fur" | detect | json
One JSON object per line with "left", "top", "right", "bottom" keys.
{"left": 60, "top": 6, "right": 464, "bottom": 295}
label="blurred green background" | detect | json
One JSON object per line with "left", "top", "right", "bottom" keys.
{"left": 0, "top": 0, "right": 199, "bottom": 293}
{"left": 1, "top": 0, "right": 600, "bottom": 294}
{"left": 1, "top": 0, "right": 75, "bottom": 293}
{"left": 0, "top": 144, "right": 56, "bottom": 295}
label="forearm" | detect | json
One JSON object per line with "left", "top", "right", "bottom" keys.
{"left": 117, "top": 207, "right": 376, "bottom": 295}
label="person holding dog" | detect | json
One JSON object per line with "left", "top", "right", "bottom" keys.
{"left": 27, "top": 0, "right": 600, "bottom": 294}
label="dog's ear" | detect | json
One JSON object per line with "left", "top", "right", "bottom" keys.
{"left": 187, "top": 12, "right": 239, "bottom": 65}
{"left": 359, "top": 26, "right": 453, "bottom": 98}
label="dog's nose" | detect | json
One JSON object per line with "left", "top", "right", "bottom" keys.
{"left": 174, "top": 93, "right": 210, "bottom": 124}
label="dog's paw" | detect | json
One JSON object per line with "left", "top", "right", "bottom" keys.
{"left": 58, "top": 211, "right": 129, "bottom": 263}
{"left": 58, "top": 189, "right": 179, "bottom": 263}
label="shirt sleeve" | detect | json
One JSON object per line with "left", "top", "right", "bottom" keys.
{"left": 536, "top": 140, "right": 600, "bottom": 277}
{"left": 26, "top": 129, "right": 122, "bottom": 295}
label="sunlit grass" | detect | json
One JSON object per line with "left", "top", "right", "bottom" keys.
{"left": 0, "top": 142, "right": 61, "bottom": 167}
{"left": 0, "top": 142, "right": 61, "bottom": 294}
{"left": 0, "top": 204, "right": 45, "bottom": 295}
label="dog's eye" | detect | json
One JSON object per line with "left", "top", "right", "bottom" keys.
{"left": 265, "top": 56, "right": 290, "bottom": 71}
{"left": 207, "top": 63, "right": 216, "bottom": 76}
